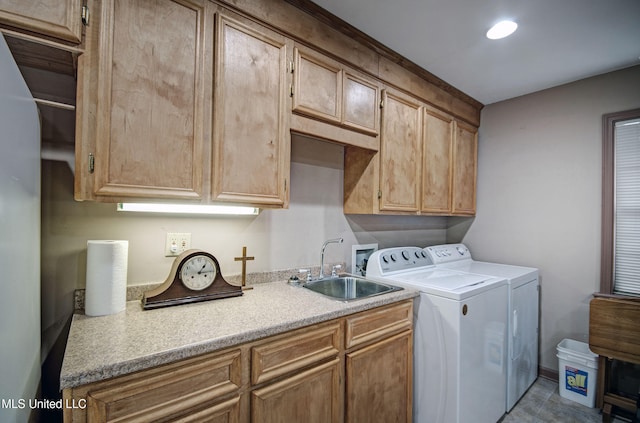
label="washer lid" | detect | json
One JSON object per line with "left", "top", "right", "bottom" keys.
{"left": 437, "top": 260, "right": 539, "bottom": 288}
{"left": 396, "top": 269, "right": 494, "bottom": 291}
{"left": 366, "top": 246, "right": 507, "bottom": 300}
{"left": 384, "top": 268, "right": 507, "bottom": 300}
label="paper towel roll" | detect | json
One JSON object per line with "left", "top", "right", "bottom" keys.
{"left": 85, "top": 240, "right": 128, "bottom": 316}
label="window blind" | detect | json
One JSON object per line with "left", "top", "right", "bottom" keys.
{"left": 614, "top": 118, "right": 640, "bottom": 296}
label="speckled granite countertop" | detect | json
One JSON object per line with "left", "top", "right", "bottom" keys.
{"left": 60, "top": 280, "right": 417, "bottom": 390}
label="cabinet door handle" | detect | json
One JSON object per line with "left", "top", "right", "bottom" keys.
{"left": 82, "top": 5, "right": 90, "bottom": 26}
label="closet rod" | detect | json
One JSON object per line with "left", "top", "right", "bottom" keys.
{"left": 34, "top": 98, "right": 75, "bottom": 111}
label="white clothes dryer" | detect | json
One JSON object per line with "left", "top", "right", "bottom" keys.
{"left": 366, "top": 247, "right": 508, "bottom": 423}
{"left": 424, "top": 243, "right": 539, "bottom": 412}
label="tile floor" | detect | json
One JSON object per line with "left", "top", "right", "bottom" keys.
{"left": 501, "top": 377, "right": 628, "bottom": 423}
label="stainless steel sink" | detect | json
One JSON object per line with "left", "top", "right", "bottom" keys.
{"left": 303, "top": 275, "right": 402, "bottom": 301}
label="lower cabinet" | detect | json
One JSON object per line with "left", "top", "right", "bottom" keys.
{"left": 346, "top": 332, "right": 412, "bottom": 423}
{"left": 344, "top": 299, "right": 413, "bottom": 423}
{"left": 63, "top": 300, "right": 413, "bottom": 423}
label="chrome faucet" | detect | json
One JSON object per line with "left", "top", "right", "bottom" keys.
{"left": 319, "top": 238, "right": 343, "bottom": 279}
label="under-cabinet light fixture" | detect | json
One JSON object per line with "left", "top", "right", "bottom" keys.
{"left": 486, "top": 20, "right": 518, "bottom": 40}
{"left": 117, "top": 203, "right": 259, "bottom": 215}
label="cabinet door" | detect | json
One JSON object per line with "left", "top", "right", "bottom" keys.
{"left": 252, "top": 359, "right": 341, "bottom": 423}
{"left": 379, "top": 89, "right": 422, "bottom": 212}
{"left": 343, "top": 71, "right": 379, "bottom": 136}
{"left": 0, "top": 0, "right": 82, "bottom": 43}
{"left": 422, "top": 107, "right": 453, "bottom": 213}
{"left": 451, "top": 121, "right": 477, "bottom": 215}
{"left": 346, "top": 331, "right": 412, "bottom": 423}
{"left": 292, "top": 46, "right": 379, "bottom": 139}
{"left": 213, "top": 12, "right": 290, "bottom": 207}
{"left": 88, "top": 0, "right": 209, "bottom": 200}
{"left": 292, "top": 46, "right": 342, "bottom": 123}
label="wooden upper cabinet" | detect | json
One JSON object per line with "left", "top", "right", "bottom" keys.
{"left": 451, "top": 121, "right": 477, "bottom": 215}
{"left": 77, "top": 0, "right": 210, "bottom": 201}
{"left": 0, "top": 0, "right": 83, "bottom": 43}
{"left": 343, "top": 71, "right": 379, "bottom": 136}
{"left": 292, "top": 46, "right": 342, "bottom": 123}
{"left": 344, "top": 91, "right": 477, "bottom": 216}
{"left": 379, "top": 89, "right": 422, "bottom": 212}
{"left": 422, "top": 107, "right": 454, "bottom": 214}
{"left": 344, "top": 90, "right": 478, "bottom": 216}
{"left": 291, "top": 45, "right": 380, "bottom": 149}
{"left": 212, "top": 12, "right": 290, "bottom": 207}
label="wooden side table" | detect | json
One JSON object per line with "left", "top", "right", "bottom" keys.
{"left": 589, "top": 296, "right": 640, "bottom": 422}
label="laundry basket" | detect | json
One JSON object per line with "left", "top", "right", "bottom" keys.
{"left": 557, "top": 338, "right": 598, "bottom": 407}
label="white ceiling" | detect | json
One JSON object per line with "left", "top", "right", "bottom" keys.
{"left": 310, "top": 0, "right": 640, "bottom": 105}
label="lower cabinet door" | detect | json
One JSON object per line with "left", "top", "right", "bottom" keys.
{"left": 251, "top": 359, "right": 341, "bottom": 423}
{"left": 345, "top": 331, "right": 413, "bottom": 423}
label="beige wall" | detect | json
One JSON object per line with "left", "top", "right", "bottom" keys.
{"left": 461, "top": 65, "right": 640, "bottom": 372}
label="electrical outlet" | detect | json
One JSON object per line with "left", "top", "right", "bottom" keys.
{"left": 165, "top": 233, "right": 191, "bottom": 257}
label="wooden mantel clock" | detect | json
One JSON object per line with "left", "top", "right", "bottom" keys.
{"left": 143, "top": 250, "right": 242, "bottom": 310}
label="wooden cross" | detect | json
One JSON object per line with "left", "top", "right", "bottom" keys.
{"left": 234, "top": 246, "right": 254, "bottom": 290}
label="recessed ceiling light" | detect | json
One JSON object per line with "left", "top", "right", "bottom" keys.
{"left": 486, "top": 20, "right": 518, "bottom": 40}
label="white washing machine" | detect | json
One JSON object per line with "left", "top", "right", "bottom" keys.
{"left": 366, "top": 247, "right": 508, "bottom": 423}
{"left": 424, "top": 243, "right": 539, "bottom": 412}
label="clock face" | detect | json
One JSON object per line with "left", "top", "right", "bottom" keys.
{"left": 180, "top": 254, "right": 217, "bottom": 291}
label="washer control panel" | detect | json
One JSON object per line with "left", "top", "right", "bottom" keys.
{"left": 366, "top": 246, "right": 434, "bottom": 277}
{"left": 424, "top": 243, "right": 472, "bottom": 264}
